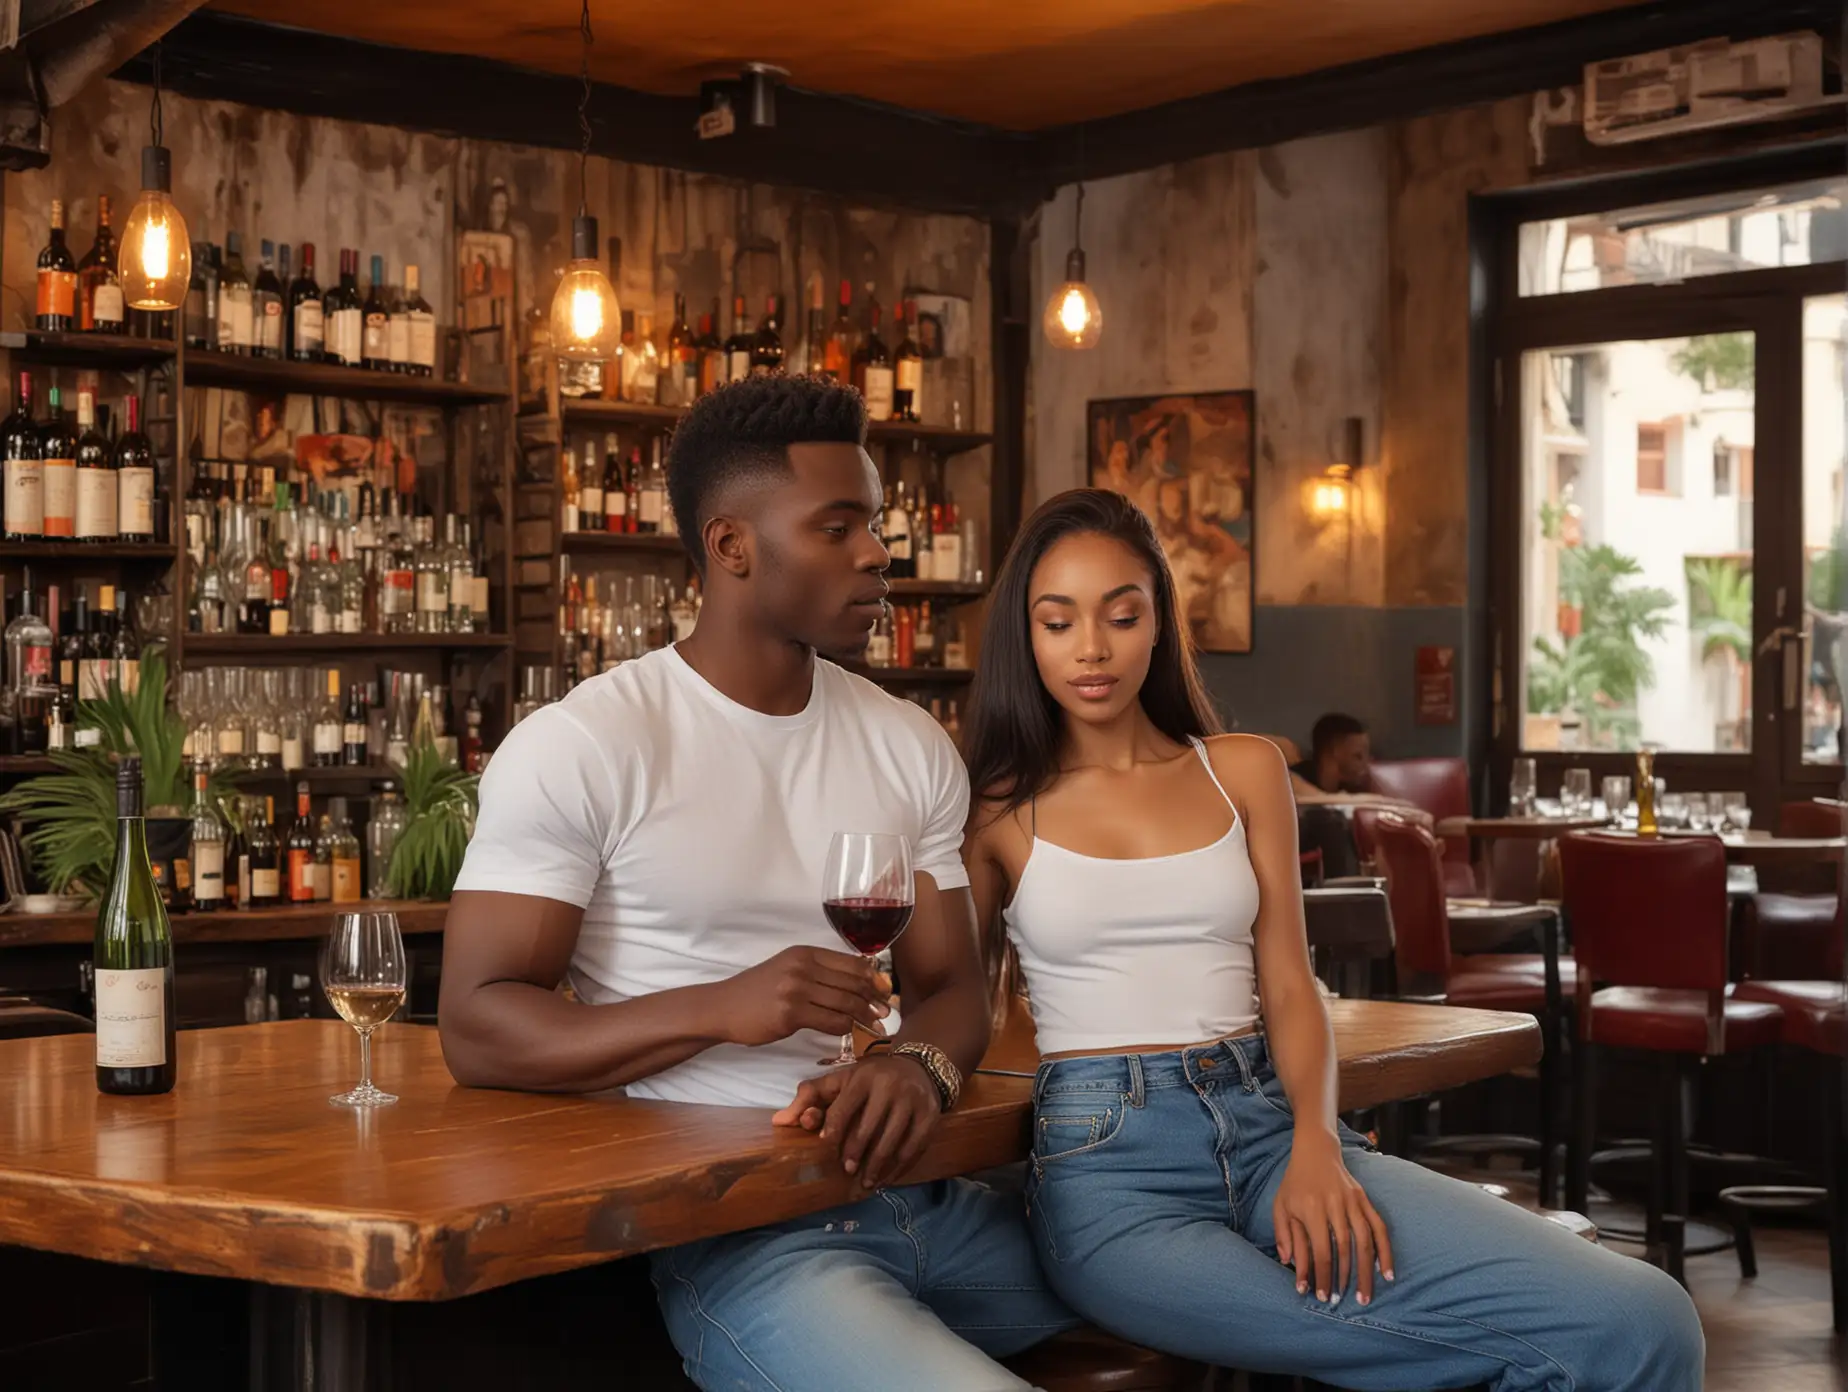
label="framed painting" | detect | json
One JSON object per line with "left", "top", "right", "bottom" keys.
{"left": 1086, "top": 389, "right": 1255, "bottom": 654}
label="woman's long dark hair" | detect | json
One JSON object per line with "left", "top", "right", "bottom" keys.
{"left": 963, "top": 488, "right": 1223, "bottom": 814}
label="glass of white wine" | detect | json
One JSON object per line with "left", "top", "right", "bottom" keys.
{"left": 321, "top": 911, "right": 406, "bottom": 1108}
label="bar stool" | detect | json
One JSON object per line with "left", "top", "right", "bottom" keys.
{"left": 1738, "top": 799, "right": 1843, "bottom": 979}
{"left": 1557, "top": 832, "right": 1785, "bottom": 1285}
{"left": 1373, "top": 815, "right": 1572, "bottom": 1203}
{"left": 1725, "top": 979, "right": 1846, "bottom": 1330}
{"left": 1001, "top": 1328, "right": 1210, "bottom": 1390}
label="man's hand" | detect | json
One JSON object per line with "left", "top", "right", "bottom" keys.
{"left": 713, "top": 946, "right": 892, "bottom": 1048}
{"left": 771, "top": 1057, "right": 942, "bottom": 1190}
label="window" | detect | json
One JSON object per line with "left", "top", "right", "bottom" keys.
{"left": 1637, "top": 424, "right": 1669, "bottom": 494}
{"left": 1714, "top": 441, "right": 1734, "bottom": 496}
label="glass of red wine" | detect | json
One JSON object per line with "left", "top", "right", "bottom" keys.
{"left": 819, "top": 831, "right": 914, "bottom": 1066}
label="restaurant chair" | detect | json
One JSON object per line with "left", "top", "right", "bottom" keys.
{"left": 0, "top": 995, "right": 90, "bottom": 1039}
{"left": 1368, "top": 757, "right": 1478, "bottom": 896}
{"left": 1001, "top": 1327, "right": 1211, "bottom": 1390}
{"left": 1722, "top": 979, "right": 1846, "bottom": 1330}
{"left": 1737, "top": 799, "right": 1845, "bottom": 980}
{"left": 1557, "top": 832, "right": 1785, "bottom": 1286}
{"left": 1372, "top": 815, "right": 1572, "bottom": 1204}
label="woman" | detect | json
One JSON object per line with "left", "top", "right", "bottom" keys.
{"left": 961, "top": 489, "right": 1701, "bottom": 1391}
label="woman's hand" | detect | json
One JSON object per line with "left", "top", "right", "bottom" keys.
{"left": 1272, "top": 1131, "right": 1395, "bottom": 1305}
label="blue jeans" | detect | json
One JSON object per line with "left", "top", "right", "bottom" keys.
{"left": 650, "top": 1177, "right": 1080, "bottom": 1391}
{"left": 1027, "top": 1034, "right": 1704, "bottom": 1391}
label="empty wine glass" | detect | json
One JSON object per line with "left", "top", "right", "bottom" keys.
{"left": 1562, "top": 768, "right": 1593, "bottom": 818}
{"left": 1720, "top": 791, "right": 1752, "bottom": 833}
{"left": 1660, "top": 792, "right": 1688, "bottom": 829}
{"left": 321, "top": 911, "right": 407, "bottom": 1108}
{"left": 1509, "top": 758, "right": 1537, "bottom": 817}
{"left": 818, "top": 832, "right": 914, "bottom": 1067}
{"left": 1684, "top": 792, "right": 1711, "bottom": 833}
{"left": 1601, "top": 776, "right": 1632, "bottom": 824}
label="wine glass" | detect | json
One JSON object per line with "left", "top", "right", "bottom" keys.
{"left": 1600, "top": 776, "right": 1632, "bottom": 824}
{"left": 1684, "top": 792, "right": 1711, "bottom": 833}
{"left": 321, "top": 911, "right": 407, "bottom": 1107}
{"left": 1720, "top": 791, "right": 1752, "bottom": 833}
{"left": 1562, "top": 768, "right": 1592, "bottom": 818}
{"left": 818, "top": 832, "right": 914, "bottom": 1067}
{"left": 1509, "top": 758, "right": 1537, "bottom": 817}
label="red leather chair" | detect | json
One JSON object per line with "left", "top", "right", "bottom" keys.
{"left": 1558, "top": 832, "right": 1786, "bottom": 1284}
{"left": 1373, "top": 814, "right": 1573, "bottom": 1204}
{"left": 1369, "top": 757, "right": 1477, "bottom": 897}
{"left": 1738, "top": 799, "right": 1845, "bottom": 979}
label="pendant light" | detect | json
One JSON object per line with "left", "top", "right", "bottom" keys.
{"left": 1042, "top": 183, "right": 1102, "bottom": 351}
{"left": 118, "top": 44, "right": 191, "bottom": 314}
{"left": 549, "top": 0, "right": 620, "bottom": 362}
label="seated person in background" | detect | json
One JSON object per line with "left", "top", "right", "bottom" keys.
{"left": 438, "top": 377, "right": 1074, "bottom": 1392}
{"left": 1288, "top": 714, "right": 1426, "bottom": 877}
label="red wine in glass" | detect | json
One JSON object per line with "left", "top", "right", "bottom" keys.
{"left": 824, "top": 898, "right": 913, "bottom": 955}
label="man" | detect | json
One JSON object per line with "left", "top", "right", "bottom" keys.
{"left": 439, "top": 376, "right": 1074, "bottom": 1391}
{"left": 1289, "top": 712, "right": 1374, "bottom": 799}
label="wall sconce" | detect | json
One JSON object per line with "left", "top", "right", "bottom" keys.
{"left": 1304, "top": 417, "right": 1365, "bottom": 524}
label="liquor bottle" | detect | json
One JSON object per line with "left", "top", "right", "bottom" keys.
{"left": 94, "top": 756, "right": 176, "bottom": 1095}
{"left": 445, "top": 517, "right": 473, "bottom": 634}
{"left": 311, "top": 813, "right": 334, "bottom": 902}
{"left": 328, "top": 250, "right": 363, "bottom": 367}
{"left": 753, "top": 295, "right": 784, "bottom": 375}
{"left": 289, "top": 242, "right": 325, "bottom": 361}
{"left": 328, "top": 798, "right": 362, "bottom": 903}
{"left": 73, "top": 387, "right": 115, "bottom": 543}
{"left": 559, "top": 438, "right": 580, "bottom": 536}
{"left": 630, "top": 311, "right": 660, "bottom": 403}
{"left": 6, "top": 569, "right": 54, "bottom": 700}
{"left": 115, "top": 395, "right": 156, "bottom": 543}
{"left": 801, "top": 275, "right": 826, "bottom": 378}
{"left": 362, "top": 255, "right": 391, "bottom": 370}
{"left": 1635, "top": 749, "right": 1658, "bottom": 837}
{"left": 339, "top": 543, "right": 366, "bottom": 634}
{"left": 217, "top": 231, "right": 253, "bottom": 355}
{"left": 183, "top": 242, "right": 210, "bottom": 349}
{"left": 78, "top": 196, "right": 125, "bottom": 334}
{"left": 2, "top": 372, "right": 42, "bottom": 540}
{"left": 367, "top": 785, "right": 406, "bottom": 898}
{"left": 578, "top": 440, "right": 605, "bottom": 533}
{"left": 80, "top": 584, "right": 116, "bottom": 699}
{"left": 942, "top": 614, "right": 969, "bottom": 670}
{"left": 602, "top": 436, "right": 628, "bottom": 534}
{"left": 311, "top": 668, "right": 342, "bottom": 767}
{"left": 460, "top": 694, "right": 485, "bottom": 773}
{"left": 883, "top": 481, "right": 914, "bottom": 580}
{"left": 414, "top": 516, "right": 447, "bottom": 634}
{"left": 638, "top": 439, "right": 666, "bottom": 535}
{"left": 466, "top": 520, "right": 490, "bottom": 631}
{"left": 664, "top": 292, "right": 696, "bottom": 407}
{"left": 58, "top": 591, "right": 86, "bottom": 703}
{"left": 252, "top": 240, "right": 284, "bottom": 358}
{"left": 400, "top": 265, "right": 435, "bottom": 378}
{"left": 624, "top": 445, "right": 642, "bottom": 529}
{"left": 40, "top": 386, "right": 74, "bottom": 540}
{"left": 895, "top": 299, "right": 924, "bottom": 422}
{"left": 387, "top": 267, "right": 411, "bottom": 373}
{"left": 823, "top": 280, "right": 855, "bottom": 384}
{"left": 697, "top": 309, "right": 726, "bottom": 398}
{"left": 110, "top": 597, "right": 141, "bottom": 695}
{"left": 342, "top": 684, "right": 369, "bottom": 766}
{"left": 381, "top": 514, "right": 416, "bottom": 633}
{"left": 285, "top": 782, "right": 316, "bottom": 903}
{"left": 726, "top": 295, "right": 755, "bottom": 383}
{"left": 36, "top": 199, "right": 79, "bottom": 332}
{"left": 915, "top": 603, "right": 937, "bottom": 668}
{"left": 246, "top": 795, "right": 281, "bottom": 908}
{"left": 187, "top": 763, "right": 227, "bottom": 913}
{"left": 912, "top": 484, "right": 935, "bottom": 582}
{"left": 853, "top": 295, "right": 894, "bottom": 422}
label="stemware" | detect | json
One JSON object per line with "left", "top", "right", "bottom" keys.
{"left": 321, "top": 911, "right": 407, "bottom": 1108}
{"left": 818, "top": 832, "right": 914, "bottom": 1067}
{"left": 1509, "top": 758, "right": 1537, "bottom": 817}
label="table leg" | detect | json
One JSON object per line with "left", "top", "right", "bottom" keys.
{"left": 248, "top": 1284, "right": 394, "bottom": 1392}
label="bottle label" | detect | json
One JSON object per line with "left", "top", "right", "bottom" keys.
{"left": 313, "top": 722, "right": 342, "bottom": 756}
{"left": 116, "top": 659, "right": 139, "bottom": 696}
{"left": 884, "top": 508, "right": 911, "bottom": 561}
{"left": 95, "top": 967, "right": 167, "bottom": 1068}
{"left": 339, "top": 608, "right": 363, "bottom": 634}
{"left": 288, "top": 850, "right": 315, "bottom": 901}
{"left": 255, "top": 295, "right": 283, "bottom": 352}
{"left": 896, "top": 358, "right": 923, "bottom": 396}
{"left": 384, "top": 568, "right": 414, "bottom": 614}
{"left": 36, "top": 269, "right": 77, "bottom": 320}
{"left": 295, "top": 300, "right": 325, "bottom": 351}
{"left": 21, "top": 642, "right": 50, "bottom": 682}
{"left": 257, "top": 730, "right": 282, "bottom": 755}
{"left": 388, "top": 313, "right": 410, "bottom": 365}
{"left": 282, "top": 736, "right": 305, "bottom": 770}
{"left": 268, "top": 608, "right": 290, "bottom": 637}
{"left": 343, "top": 721, "right": 367, "bottom": 748}
{"left": 311, "top": 862, "right": 331, "bottom": 901}
{"left": 332, "top": 307, "right": 362, "bottom": 364}
{"left": 333, "top": 856, "right": 361, "bottom": 903}
{"left": 640, "top": 489, "right": 664, "bottom": 526}
{"left": 194, "top": 841, "right": 226, "bottom": 902}
{"left": 42, "top": 458, "right": 75, "bottom": 537}
{"left": 311, "top": 603, "right": 331, "bottom": 635}
{"left": 4, "top": 459, "right": 43, "bottom": 535}
{"left": 76, "top": 468, "right": 117, "bottom": 539}
{"left": 862, "top": 366, "right": 895, "bottom": 421}
{"left": 470, "top": 576, "right": 490, "bottom": 619}
{"left": 363, "top": 313, "right": 388, "bottom": 359}
{"left": 172, "top": 858, "right": 192, "bottom": 892}
{"left": 91, "top": 284, "right": 125, "bottom": 329}
{"left": 867, "top": 632, "right": 893, "bottom": 666}
{"left": 561, "top": 499, "right": 578, "bottom": 534}
{"left": 252, "top": 867, "right": 280, "bottom": 899}
{"left": 935, "top": 533, "right": 963, "bottom": 582}
{"left": 409, "top": 311, "right": 436, "bottom": 370}
{"left": 729, "top": 349, "right": 752, "bottom": 383}
{"left": 79, "top": 658, "right": 113, "bottom": 702}
{"left": 219, "top": 287, "right": 253, "bottom": 350}
{"left": 417, "top": 571, "right": 447, "bottom": 614}
{"left": 218, "top": 727, "right": 245, "bottom": 755}
{"left": 944, "top": 640, "right": 968, "bottom": 669}
{"left": 606, "top": 490, "right": 627, "bottom": 523}
{"left": 118, "top": 466, "right": 155, "bottom": 536}
{"left": 581, "top": 485, "right": 603, "bottom": 520}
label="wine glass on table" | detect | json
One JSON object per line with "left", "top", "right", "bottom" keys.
{"left": 819, "top": 832, "right": 914, "bottom": 1068}
{"left": 321, "top": 911, "right": 407, "bottom": 1107}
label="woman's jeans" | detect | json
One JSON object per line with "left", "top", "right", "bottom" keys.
{"left": 1027, "top": 1033, "right": 1704, "bottom": 1391}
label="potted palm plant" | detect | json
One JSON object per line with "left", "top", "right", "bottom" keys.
{"left": 383, "top": 731, "right": 479, "bottom": 899}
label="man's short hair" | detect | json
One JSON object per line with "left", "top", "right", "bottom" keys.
{"left": 665, "top": 375, "right": 867, "bottom": 576}
{"left": 1310, "top": 713, "right": 1367, "bottom": 760}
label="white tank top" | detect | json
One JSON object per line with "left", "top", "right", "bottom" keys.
{"left": 1002, "top": 738, "right": 1261, "bottom": 1056}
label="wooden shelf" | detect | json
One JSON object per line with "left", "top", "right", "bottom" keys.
{"left": 0, "top": 755, "right": 58, "bottom": 775}
{"left": 558, "top": 398, "right": 684, "bottom": 429}
{"left": 228, "top": 764, "right": 406, "bottom": 786}
{"left": 559, "top": 532, "right": 686, "bottom": 558}
{"left": 184, "top": 632, "right": 514, "bottom": 657}
{"left": 0, "top": 330, "right": 176, "bottom": 370}
{"left": 0, "top": 541, "right": 178, "bottom": 562}
{"left": 866, "top": 420, "right": 992, "bottom": 454}
{"left": 0, "top": 897, "right": 449, "bottom": 949}
{"left": 886, "top": 580, "right": 986, "bottom": 601}
{"left": 184, "top": 349, "right": 509, "bottom": 407}
{"left": 854, "top": 665, "right": 975, "bottom": 686}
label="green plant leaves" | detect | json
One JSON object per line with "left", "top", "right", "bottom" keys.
{"left": 384, "top": 735, "right": 479, "bottom": 900}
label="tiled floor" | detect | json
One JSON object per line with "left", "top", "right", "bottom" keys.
{"left": 1688, "top": 1222, "right": 1842, "bottom": 1392}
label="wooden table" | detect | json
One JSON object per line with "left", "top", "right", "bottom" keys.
{"left": 1435, "top": 815, "right": 1610, "bottom": 840}
{"left": 0, "top": 1007, "right": 1538, "bottom": 1387}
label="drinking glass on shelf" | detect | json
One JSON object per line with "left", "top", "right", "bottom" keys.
{"left": 1684, "top": 792, "right": 1711, "bottom": 833}
{"left": 1719, "top": 791, "right": 1752, "bottom": 833}
{"left": 1509, "top": 758, "right": 1537, "bottom": 817}
{"left": 321, "top": 911, "right": 407, "bottom": 1108}
{"left": 1600, "top": 776, "right": 1632, "bottom": 824}
{"left": 818, "top": 832, "right": 914, "bottom": 1068}
{"left": 1562, "top": 768, "right": 1592, "bottom": 818}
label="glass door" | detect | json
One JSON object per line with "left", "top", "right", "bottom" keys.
{"left": 1789, "top": 293, "right": 1848, "bottom": 790}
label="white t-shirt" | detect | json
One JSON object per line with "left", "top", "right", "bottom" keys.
{"left": 453, "top": 645, "right": 972, "bottom": 1108}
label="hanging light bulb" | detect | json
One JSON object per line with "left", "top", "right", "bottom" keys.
{"left": 549, "top": 0, "right": 620, "bottom": 362}
{"left": 1043, "top": 184, "right": 1102, "bottom": 351}
{"left": 118, "top": 45, "right": 191, "bottom": 313}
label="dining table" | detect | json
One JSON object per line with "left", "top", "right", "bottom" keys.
{"left": 0, "top": 1004, "right": 1541, "bottom": 1390}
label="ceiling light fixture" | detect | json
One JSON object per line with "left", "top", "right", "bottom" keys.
{"left": 549, "top": 0, "right": 619, "bottom": 363}
{"left": 1043, "top": 183, "right": 1102, "bottom": 350}
{"left": 117, "top": 43, "right": 191, "bottom": 314}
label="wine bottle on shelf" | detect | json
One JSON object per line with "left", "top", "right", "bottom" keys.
{"left": 362, "top": 255, "right": 391, "bottom": 371}
{"left": 285, "top": 782, "right": 316, "bottom": 904}
{"left": 115, "top": 395, "right": 156, "bottom": 544}
{"left": 895, "top": 299, "right": 924, "bottom": 422}
{"left": 802, "top": 275, "right": 826, "bottom": 378}
{"left": 752, "top": 294, "right": 784, "bottom": 376}
{"left": 78, "top": 195, "right": 125, "bottom": 335}
{"left": 328, "top": 250, "right": 363, "bottom": 367}
{"left": 602, "top": 437, "right": 628, "bottom": 534}
{"left": 252, "top": 239, "right": 284, "bottom": 359}
{"left": 36, "top": 199, "right": 78, "bottom": 333}
{"left": 110, "top": 598, "right": 140, "bottom": 696}
{"left": 217, "top": 231, "right": 253, "bottom": 355}
{"left": 7, "top": 571, "right": 54, "bottom": 753}
{"left": 2, "top": 371, "right": 43, "bottom": 541}
{"left": 823, "top": 279, "right": 855, "bottom": 384}
{"left": 638, "top": 440, "right": 666, "bottom": 535}
{"left": 187, "top": 762, "right": 226, "bottom": 914}
{"left": 342, "top": 684, "right": 369, "bottom": 766}
{"left": 289, "top": 242, "right": 325, "bottom": 362}
{"left": 183, "top": 242, "right": 210, "bottom": 349}
{"left": 402, "top": 265, "right": 436, "bottom": 378}
{"left": 41, "top": 386, "right": 75, "bottom": 540}
{"left": 81, "top": 584, "right": 117, "bottom": 699}
{"left": 883, "top": 481, "right": 913, "bottom": 580}
{"left": 94, "top": 756, "right": 176, "bottom": 1096}
{"left": 663, "top": 292, "right": 695, "bottom": 407}
{"left": 387, "top": 267, "right": 411, "bottom": 373}
{"left": 329, "top": 798, "right": 362, "bottom": 903}
{"left": 726, "top": 295, "right": 755, "bottom": 384}
{"left": 311, "top": 668, "right": 343, "bottom": 768}
{"left": 853, "top": 293, "right": 894, "bottom": 422}
{"left": 74, "top": 386, "right": 116, "bottom": 543}
{"left": 58, "top": 590, "right": 86, "bottom": 703}
{"left": 697, "top": 308, "right": 725, "bottom": 398}
{"left": 311, "top": 813, "right": 334, "bottom": 902}
{"left": 246, "top": 795, "right": 281, "bottom": 908}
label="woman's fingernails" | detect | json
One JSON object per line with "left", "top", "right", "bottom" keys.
{"left": 1296, "top": 1281, "right": 1307, "bottom": 1294}
{"left": 1357, "top": 1293, "right": 1370, "bottom": 1306}
{"left": 843, "top": 1159, "right": 857, "bottom": 1174}
{"left": 1384, "top": 1269, "right": 1396, "bottom": 1282}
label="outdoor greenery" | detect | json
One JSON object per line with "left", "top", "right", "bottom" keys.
{"left": 385, "top": 734, "right": 479, "bottom": 900}
{"left": 1670, "top": 332, "right": 1755, "bottom": 392}
{"left": 1685, "top": 556, "right": 1753, "bottom": 667}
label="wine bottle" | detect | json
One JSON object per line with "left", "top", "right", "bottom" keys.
{"left": 78, "top": 195, "right": 124, "bottom": 335}
{"left": 73, "top": 386, "right": 116, "bottom": 543}
{"left": 94, "top": 755, "right": 177, "bottom": 1096}
{"left": 1, "top": 371, "right": 43, "bottom": 541}
{"left": 115, "top": 394, "right": 156, "bottom": 543}
{"left": 247, "top": 795, "right": 281, "bottom": 908}
{"left": 40, "top": 385, "right": 75, "bottom": 540}
{"left": 187, "top": 762, "right": 226, "bottom": 913}
{"left": 252, "top": 239, "right": 284, "bottom": 359}
{"left": 289, "top": 242, "right": 325, "bottom": 362}
{"left": 362, "top": 255, "right": 391, "bottom": 371}
{"left": 36, "top": 199, "right": 78, "bottom": 333}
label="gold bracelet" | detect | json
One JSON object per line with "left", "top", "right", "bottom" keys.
{"left": 891, "top": 1041, "right": 962, "bottom": 1112}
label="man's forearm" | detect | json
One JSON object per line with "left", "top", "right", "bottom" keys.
{"left": 441, "top": 979, "right": 731, "bottom": 1093}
